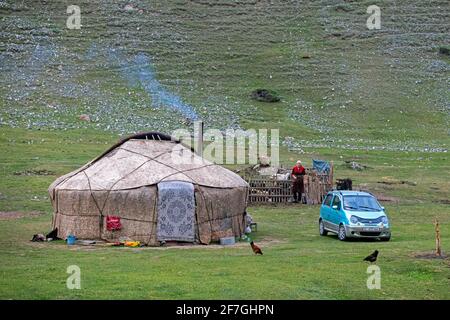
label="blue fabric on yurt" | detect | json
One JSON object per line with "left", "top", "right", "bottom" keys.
{"left": 313, "top": 159, "right": 330, "bottom": 173}
{"left": 157, "top": 181, "right": 196, "bottom": 242}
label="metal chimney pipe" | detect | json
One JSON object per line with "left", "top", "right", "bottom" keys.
{"left": 194, "top": 121, "right": 203, "bottom": 157}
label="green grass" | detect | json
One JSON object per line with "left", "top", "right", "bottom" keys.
{"left": 0, "top": 205, "right": 449, "bottom": 299}
{"left": 0, "top": 128, "right": 449, "bottom": 299}
{"left": 0, "top": 0, "right": 449, "bottom": 299}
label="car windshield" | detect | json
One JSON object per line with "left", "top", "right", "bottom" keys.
{"left": 343, "top": 195, "right": 382, "bottom": 211}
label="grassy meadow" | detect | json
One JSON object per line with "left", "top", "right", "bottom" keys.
{"left": 0, "top": 128, "right": 449, "bottom": 299}
{"left": 0, "top": 0, "right": 449, "bottom": 299}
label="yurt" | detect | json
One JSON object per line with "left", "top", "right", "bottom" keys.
{"left": 48, "top": 132, "right": 249, "bottom": 245}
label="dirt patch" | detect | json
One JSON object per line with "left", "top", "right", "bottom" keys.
{"left": 112, "top": 237, "right": 285, "bottom": 251}
{"left": 372, "top": 193, "right": 400, "bottom": 203}
{"left": 29, "top": 237, "right": 286, "bottom": 251}
{"left": 412, "top": 251, "right": 448, "bottom": 260}
{"left": 377, "top": 179, "right": 417, "bottom": 186}
{"left": 0, "top": 211, "right": 45, "bottom": 220}
{"left": 13, "top": 169, "right": 55, "bottom": 176}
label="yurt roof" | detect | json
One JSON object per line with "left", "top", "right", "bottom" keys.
{"left": 49, "top": 131, "right": 248, "bottom": 192}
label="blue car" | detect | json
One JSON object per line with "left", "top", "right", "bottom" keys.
{"left": 319, "top": 190, "right": 391, "bottom": 241}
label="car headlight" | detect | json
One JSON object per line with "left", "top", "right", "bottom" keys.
{"left": 350, "top": 216, "right": 358, "bottom": 224}
{"left": 381, "top": 216, "right": 389, "bottom": 224}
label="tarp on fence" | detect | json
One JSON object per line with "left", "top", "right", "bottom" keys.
{"left": 313, "top": 159, "right": 330, "bottom": 174}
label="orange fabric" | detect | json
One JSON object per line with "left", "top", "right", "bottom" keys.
{"left": 124, "top": 241, "right": 140, "bottom": 247}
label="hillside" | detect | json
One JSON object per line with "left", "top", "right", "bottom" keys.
{"left": 1, "top": 0, "right": 449, "bottom": 152}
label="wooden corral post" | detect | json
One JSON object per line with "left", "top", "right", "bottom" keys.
{"left": 329, "top": 161, "right": 334, "bottom": 188}
{"left": 434, "top": 218, "right": 442, "bottom": 257}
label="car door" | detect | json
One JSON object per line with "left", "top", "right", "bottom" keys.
{"left": 329, "top": 195, "right": 342, "bottom": 232}
{"left": 321, "top": 194, "right": 333, "bottom": 229}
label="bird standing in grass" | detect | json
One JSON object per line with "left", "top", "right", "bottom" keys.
{"left": 250, "top": 241, "right": 263, "bottom": 255}
{"left": 363, "top": 250, "right": 379, "bottom": 263}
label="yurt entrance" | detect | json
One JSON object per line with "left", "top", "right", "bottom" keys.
{"left": 156, "top": 181, "right": 196, "bottom": 243}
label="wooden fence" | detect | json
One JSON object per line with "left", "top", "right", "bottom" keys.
{"left": 247, "top": 179, "right": 292, "bottom": 203}
{"left": 246, "top": 166, "right": 333, "bottom": 205}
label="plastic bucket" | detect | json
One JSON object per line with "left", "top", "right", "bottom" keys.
{"left": 67, "top": 235, "right": 76, "bottom": 245}
{"left": 219, "top": 237, "right": 235, "bottom": 246}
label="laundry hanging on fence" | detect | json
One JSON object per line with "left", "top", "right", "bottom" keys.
{"left": 157, "top": 181, "right": 195, "bottom": 242}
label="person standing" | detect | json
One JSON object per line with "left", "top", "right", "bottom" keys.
{"left": 291, "top": 160, "right": 306, "bottom": 203}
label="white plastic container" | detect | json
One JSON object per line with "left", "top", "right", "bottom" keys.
{"left": 220, "top": 237, "right": 235, "bottom": 245}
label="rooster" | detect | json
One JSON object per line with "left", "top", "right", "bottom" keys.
{"left": 250, "top": 241, "right": 263, "bottom": 255}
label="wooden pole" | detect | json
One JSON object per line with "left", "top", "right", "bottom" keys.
{"left": 329, "top": 161, "right": 334, "bottom": 189}
{"left": 434, "top": 218, "right": 442, "bottom": 257}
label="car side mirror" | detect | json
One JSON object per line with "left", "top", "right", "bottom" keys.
{"left": 381, "top": 206, "right": 385, "bottom": 211}
{"left": 332, "top": 205, "right": 339, "bottom": 210}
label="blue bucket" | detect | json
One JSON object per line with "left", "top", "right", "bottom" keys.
{"left": 67, "top": 235, "right": 76, "bottom": 245}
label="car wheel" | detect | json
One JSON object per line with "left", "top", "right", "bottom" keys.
{"left": 319, "top": 219, "right": 328, "bottom": 236}
{"left": 380, "top": 236, "right": 391, "bottom": 242}
{"left": 338, "top": 224, "right": 347, "bottom": 241}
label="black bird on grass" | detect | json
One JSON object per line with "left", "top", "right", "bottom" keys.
{"left": 363, "top": 250, "right": 379, "bottom": 263}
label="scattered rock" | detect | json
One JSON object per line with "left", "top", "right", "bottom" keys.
{"left": 123, "top": 4, "right": 136, "bottom": 12}
{"left": 79, "top": 114, "right": 91, "bottom": 122}
{"left": 344, "top": 161, "right": 367, "bottom": 171}
{"left": 438, "top": 47, "right": 450, "bottom": 56}
{"left": 331, "top": 32, "right": 342, "bottom": 38}
{"left": 250, "top": 89, "right": 280, "bottom": 103}
{"left": 335, "top": 4, "right": 354, "bottom": 12}
{"left": 258, "top": 155, "right": 271, "bottom": 167}
{"left": 301, "top": 54, "right": 311, "bottom": 59}
{"left": 282, "top": 136, "right": 305, "bottom": 153}
{"left": 257, "top": 166, "right": 279, "bottom": 176}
